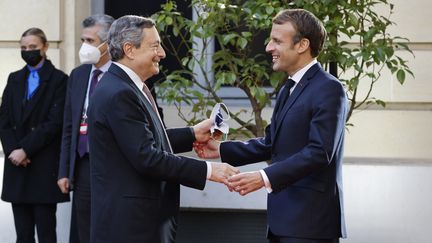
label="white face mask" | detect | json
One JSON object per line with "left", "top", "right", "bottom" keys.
{"left": 79, "top": 42, "right": 103, "bottom": 64}
{"left": 210, "top": 103, "right": 230, "bottom": 136}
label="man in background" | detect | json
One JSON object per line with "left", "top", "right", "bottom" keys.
{"left": 57, "top": 14, "right": 114, "bottom": 243}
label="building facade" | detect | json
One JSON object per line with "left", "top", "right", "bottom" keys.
{"left": 0, "top": 0, "right": 431, "bottom": 242}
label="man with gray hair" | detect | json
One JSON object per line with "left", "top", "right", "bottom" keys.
{"left": 87, "top": 15, "right": 239, "bottom": 243}
{"left": 57, "top": 14, "right": 114, "bottom": 243}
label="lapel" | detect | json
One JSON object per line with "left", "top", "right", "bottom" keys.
{"left": 11, "top": 67, "right": 28, "bottom": 124}
{"left": 109, "top": 64, "right": 172, "bottom": 152}
{"left": 22, "top": 60, "right": 54, "bottom": 122}
{"left": 74, "top": 64, "right": 92, "bottom": 123}
{"left": 272, "top": 63, "right": 321, "bottom": 141}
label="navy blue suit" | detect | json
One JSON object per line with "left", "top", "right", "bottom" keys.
{"left": 88, "top": 64, "right": 208, "bottom": 243}
{"left": 58, "top": 63, "right": 94, "bottom": 243}
{"left": 58, "top": 64, "right": 92, "bottom": 185}
{"left": 220, "top": 63, "right": 347, "bottom": 240}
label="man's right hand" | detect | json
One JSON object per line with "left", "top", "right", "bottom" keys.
{"left": 209, "top": 162, "right": 240, "bottom": 185}
{"left": 57, "top": 178, "right": 70, "bottom": 194}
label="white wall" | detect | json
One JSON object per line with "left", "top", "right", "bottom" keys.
{"left": 179, "top": 158, "right": 432, "bottom": 243}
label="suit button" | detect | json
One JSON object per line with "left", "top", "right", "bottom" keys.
{"left": 12, "top": 126, "right": 16, "bottom": 130}
{"left": 31, "top": 127, "right": 35, "bottom": 131}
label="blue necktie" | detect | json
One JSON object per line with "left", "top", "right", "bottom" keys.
{"left": 27, "top": 70, "right": 40, "bottom": 100}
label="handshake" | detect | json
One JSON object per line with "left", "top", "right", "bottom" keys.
{"left": 192, "top": 119, "right": 265, "bottom": 196}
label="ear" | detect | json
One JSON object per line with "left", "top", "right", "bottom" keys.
{"left": 99, "top": 42, "right": 109, "bottom": 56}
{"left": 42, "top": 42, "right": 49, "bottom": 52}
{"left": 297, "top": 38, "right": 310, "bottom": 54}
{"left": 122, "top": 42, "right": 135, "bottom": 60}
{"left": 41, "top": 42, "right": 49, "bottom": 57}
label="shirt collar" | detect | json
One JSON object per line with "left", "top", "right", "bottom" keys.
{"left": 91, "top": 60, "right": 112, "bottom": 74}
{"left": 289, "top": 59, "right": 317, "bottom": 84}
{"left": 27, "top": 59, "right": 45, "bottom": 72}
{"left": 112, "top": 62, "right": 144, "bottom": 91}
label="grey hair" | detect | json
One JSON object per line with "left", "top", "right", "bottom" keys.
{"left": 82, "top": 14, "right": 115, "bottom": 42}
{"left": 108, "top": 15, "right": 155, "bottom": 61}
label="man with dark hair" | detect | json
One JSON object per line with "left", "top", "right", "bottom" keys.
{"left": 57, "top": 14, "right": 114, "bottom": 243}
{"left": 196, "top": 9, "right": 347, "bottom": 243}
{"left": 88, "top": 15, "right": 239, "bottom": 243}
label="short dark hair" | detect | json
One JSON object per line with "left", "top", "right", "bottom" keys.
{"left": 108, "top": 15, "right": 155, "bottom": 61}
{"left": 273, "top": 9, "right": 326, "bottom": 57}
{"left": 82, "top": 14, "right": 115, "bottom": 42}
{"left": 21, "top": 27, "right": 47, "bottom": 45}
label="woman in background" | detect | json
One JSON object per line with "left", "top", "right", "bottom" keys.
{"left": 0, "top": 27, "right": 69, "bottom": 243}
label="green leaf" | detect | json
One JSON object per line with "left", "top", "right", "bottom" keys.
{"left": 165, "top": 16, "right": 173, "bottom": 25}
{"left": 226, "top": 72, "right": 237, "bottom": 84}
{"left": 396, "top": 69, "right": 405, "bottom": 84}
{"left": 237, "top": 37, "right": 248, "bottom": 49}
{"left": 376, "top": 99, "right": 386, "bottom": 107}
{"left": 241, "top": 31, "right": 252, "bottom": 38}
{"left": 173, "top": 26, "right": 180, "bottom": 37}
{"left": 223, "top": 33, "right": 238, "bottom": 45}
{"left": 265, "top": 6, "right": 274, "bottom": 14}
{"left": 165, "top": 1, "right": 174, "bottom": 12}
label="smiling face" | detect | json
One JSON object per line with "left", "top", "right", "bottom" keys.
{"left": 265, "top": 21, "right": 302, "bottom": 76}
{"left": 129, "top": 26, "right": 166, "bottom": 81}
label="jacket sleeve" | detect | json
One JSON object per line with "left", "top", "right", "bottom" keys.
{"left": 220, "top": 124, "right": 273, "bottom": 166}
{"left": 104, "top": 89, "right": 207, "bottom": 190}
{"left": 19, "top": 72, "right": 68, "bottom": 158}
{"left": 0, "top": 74, "right": 19, "bottom": 155}
{"left": 58, "top": 71, "right": 75, "bottom": 179}
{"left": 166, "top": 127, "right": 195, "bottom": 154}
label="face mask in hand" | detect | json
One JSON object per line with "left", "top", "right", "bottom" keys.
{"left": 79, "top": 42, "right": 103, "bottom": 64}
{"left": 21, "top": 49, "right": 43, "bottom": 66}
{"left": 209, "top": 103, "right": 230, "bottom": 140}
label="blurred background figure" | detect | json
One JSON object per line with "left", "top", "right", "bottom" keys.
{"left": 0, "top": 27, "right": 69, "bottom": 243}
{"left": 57, "top": 14, "right": 114, "bottom": 243}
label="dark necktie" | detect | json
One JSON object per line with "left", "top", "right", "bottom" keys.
{"left": 274, "top": 79, "right": 296, "bottom": 119}
{"left": 77, "top": 69, "right": 102, "bottom": 157}
{"left": 142, "top": 83, "right": 173, "bottom": 152}
{"left": 89, "top": 69, "right": 102, "bottom": 96}
{"left": 142, "top": 83, "right": 158, "bottom": 113}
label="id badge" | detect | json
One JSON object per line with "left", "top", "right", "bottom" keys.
{"left": 80, "top": 123, "right": 88, "bottom": 135}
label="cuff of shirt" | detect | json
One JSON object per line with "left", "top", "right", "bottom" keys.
{"left": 206, "top": 162, "right": 212, "bottom": 179}
{"left": 259, "top": 169, "right": 273, "bottom": 193}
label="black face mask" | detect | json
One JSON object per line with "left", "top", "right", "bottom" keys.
{"left": 21, "top": 49, "right": 43, "bottom": 67}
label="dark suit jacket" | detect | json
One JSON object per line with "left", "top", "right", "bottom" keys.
{"left": 220, "top": 63, "right": 347, "bottom": 239}
{"left": 58, "top": 64, "right": 92, "bottom": 187}
{"left": 88, "top": 63, "right": 208, "bottom": 243}
{"left": 0, "top": 59, "right": 69, "bottom": 203}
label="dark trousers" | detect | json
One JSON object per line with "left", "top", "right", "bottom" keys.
{"left": 268, "top": 230, "right": 339, "bottom": 243}
{"left": 73, "top": 154, "right": 91, "bottom": 243}
{"left": 69, "top": 199, "right": 81, "bottom": 243}
{"left": 12, "top": 203, "right": 57, "bottom": 243}
{"left": 269, "top": 238, "right": 339, "bottom": 243}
